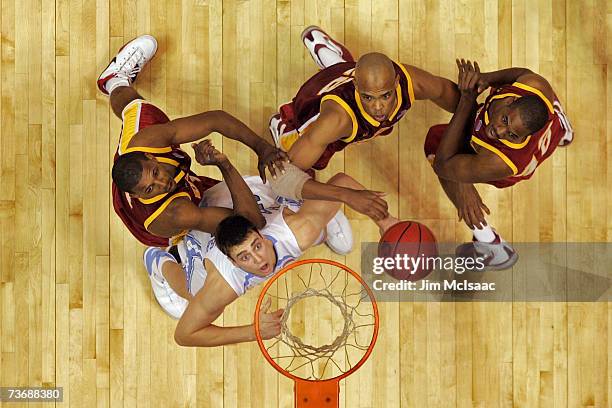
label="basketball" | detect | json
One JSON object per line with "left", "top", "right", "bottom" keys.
{"left": 377, "top": 221, "right": 438, "bottom": 281}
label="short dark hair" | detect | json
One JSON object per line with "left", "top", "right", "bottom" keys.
{"left": 112, "top": 151, "right": 148, "bottom": 193}
{"left": 510, "top": 95, "right": 549, "bottom": 133}
{"left": 215, "top": 215, "right": 259, "bottom": 258}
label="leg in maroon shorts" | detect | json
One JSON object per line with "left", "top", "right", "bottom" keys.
{"left": 424, "top": 123, "right": 475, "bottom": 162}
{"left": 110, "top": 86, "right": 145, "bottom": 119}
{"left": 424, "top": 124, "right": 448, "bottom": 162}
{"left": 311, "top": 146, "right": 337, "bottom": 172}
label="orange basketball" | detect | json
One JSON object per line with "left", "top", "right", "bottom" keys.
{"left": 377, "top": 221, "right": 438, "bottom": 281}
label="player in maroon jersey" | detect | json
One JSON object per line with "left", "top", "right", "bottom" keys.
{"left": 97, "top": 35, "right": 287, "bottom": 247}
{"left": 428, "top": 59, "right": 573, "bottom": 269}
{"left": 266, "top": 26, "right": 460, "bottom": 221}
{"left": 98, "top": 35, "right": 385, "bottom": 253}
{"left": 269, "top": 26, "right": 459, "bottom": 170}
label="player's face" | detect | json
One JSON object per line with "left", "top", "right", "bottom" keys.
{"left": 131, "top": 156, "right": 177, "bottom": 199}
{"left": 485, "top": 100, "right": 531, "bottom": 143}
{"left": 356, "top": 75, "right": 399, "bottom": 122}
{"left": 229, "top": 231, "right": 277, "bottom": 276}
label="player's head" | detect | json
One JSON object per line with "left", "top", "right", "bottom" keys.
{"left": 215, "top": 215, "right": 277, "bottom": 276}
{"left": 112, "top": 152, "right": 178, "bottom": 199}
{"left": 485, "top": 95, "right": 549, "bottom": 143}
{"left": 354, "top": 52, "right": 400, "bottom": 123}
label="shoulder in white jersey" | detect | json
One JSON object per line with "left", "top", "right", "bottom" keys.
{"left": 178, "top": 203, "right": 302, "bottom": 297}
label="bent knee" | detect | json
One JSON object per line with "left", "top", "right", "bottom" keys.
{"left": 328, "top": 172, "right": 349, "bottom": 183}
{"left": 424, "top": 124, "right": 447, "bottom": 158}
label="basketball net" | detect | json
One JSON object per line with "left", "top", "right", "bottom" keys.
{"left": 255, "top": 259, "right": 379, "bottom": 407}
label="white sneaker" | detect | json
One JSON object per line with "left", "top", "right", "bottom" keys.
{"left": 143, "top": 247, "right": 188, "bottom": 319}
{"left": 97, "top": 34, "right": 158, "bottom": 95}
{"left": 300, "top": 26, "right": 353, "bottom": 69}
{"left": 324, "top": 210, "right": 353, "bottom": 255}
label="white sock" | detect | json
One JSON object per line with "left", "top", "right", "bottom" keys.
{"left": 317, "top": 47, "right": 345, "bottom": 68}
{"left": 106, "top": 77, "right": 130, "bottom": 95}
{"left": 472, "top": 224, "right": 496, "bottom": 243}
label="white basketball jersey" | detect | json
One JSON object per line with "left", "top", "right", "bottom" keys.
{"left": 179, "top": 205, "right": 301, "bottom": 296}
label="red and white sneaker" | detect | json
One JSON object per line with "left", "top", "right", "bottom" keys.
{"left": 300, "top": 25, "right": 354, "bottom": 69}
{"left": 97, "top": 34, "right": 158, "bottom": 95}
{"left": 555, "top": 101, "right": 574, "bottom": 147}
{"left": 455, "top": 230, "right": 518, "bottom": 271}
{"left": 558, "top": 130, "right": 574, "bottom": 147}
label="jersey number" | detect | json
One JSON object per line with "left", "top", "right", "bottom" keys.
{"left": 518, "top": 101, "right": 572, "bottom": 178}
{"left": 518, "top": 124, "right": 552, "bottom": 177}
{"left": 317, "top": 69, "right": 355, "bottom": 95}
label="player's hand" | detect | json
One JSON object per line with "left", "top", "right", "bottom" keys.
{"left": 257, "top": 143, "right": 290, "bottom": 183}
{"left": 476, "top": 72, "right": 491, "bottom": 94}
{"left": 345, "top": 189, "right": 389, "bottom": 221}
{"left": 456, "top": 183, "right": 490, "bottom": 229}
{"left": 191, "top": 140, "right": 229, "bottom": 167}
{"left": 257, "top": 297, "right": 283, "bottom": 340}
{"left": 456, "top": 58, "right": 481, "bottom": 100}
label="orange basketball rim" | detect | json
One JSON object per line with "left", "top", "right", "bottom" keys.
{"left": 254, "top": 259, "right": 380, "bottom": 407}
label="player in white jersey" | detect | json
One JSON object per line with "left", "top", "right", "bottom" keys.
{"left": 180, "top": 202, "right": 302, "bottom": 299}
{"left": 142, "top": 175, "right": 306, "bottom": 318}
{"left": 144, "top": 171, "right": 398, "bottom": 347}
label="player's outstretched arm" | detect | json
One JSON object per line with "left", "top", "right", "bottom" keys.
{"left": 131, "top": 110, "right": 288, "bottom": 182}
{"left": 192, "top": 140, "right": 265, "bottom": 228}
{"left": 174, "top": 272, "right": 245, "bottom": 347}
{"left": 147, "top": 199, "right": 232, "bottom": 238}
{"left": 135, "top": 110, "right": 261, "bottom": 149}
{"left": 267, "top": 163, "right": 389, "bottom": 221}
{"left": 403, "top": 64, "right": 460, "bottom": 113}
{"left": 433, "top": 59, "right": 513, "bottom": 183}
{"left": 475, "top": 66, "right": 555, "bottom": 100}
{"left": 473, "top": 67, "right": 532, "bottom": 92}
{"left": 174, "top": 270, "right": 282, "bottom": 347}
{"left": 288, "top": 172, "right": 398, "bottom": 251}
{"left": 300, "top": 177, "right": 389, "bottom": 221}
{"left": 287, "top": 100, "right": 353, "bottom": 170}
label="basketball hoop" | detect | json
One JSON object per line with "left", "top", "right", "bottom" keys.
{"left": 254, "top": 259, "right": 379, "bottom": 407}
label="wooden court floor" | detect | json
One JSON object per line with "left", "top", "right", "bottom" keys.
{"left": 0, "top": 0, "right": 610, "bottom": 407}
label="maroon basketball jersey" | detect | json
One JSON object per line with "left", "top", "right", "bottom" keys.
{"left": 112, "top": 148, "right": 219, "bottom": 247}
{"left": 112, "top": 101, "right": 219, "bottom": 247}
{"left": 470, "top": 82, "right": 570, "bottom": 188}
{"left": 279, "top": 61, "right": 414, "bottom": 169}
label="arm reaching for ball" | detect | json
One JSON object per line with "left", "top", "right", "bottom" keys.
{"left": 267, "top": 162, "right": 390, "bottom": 221}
